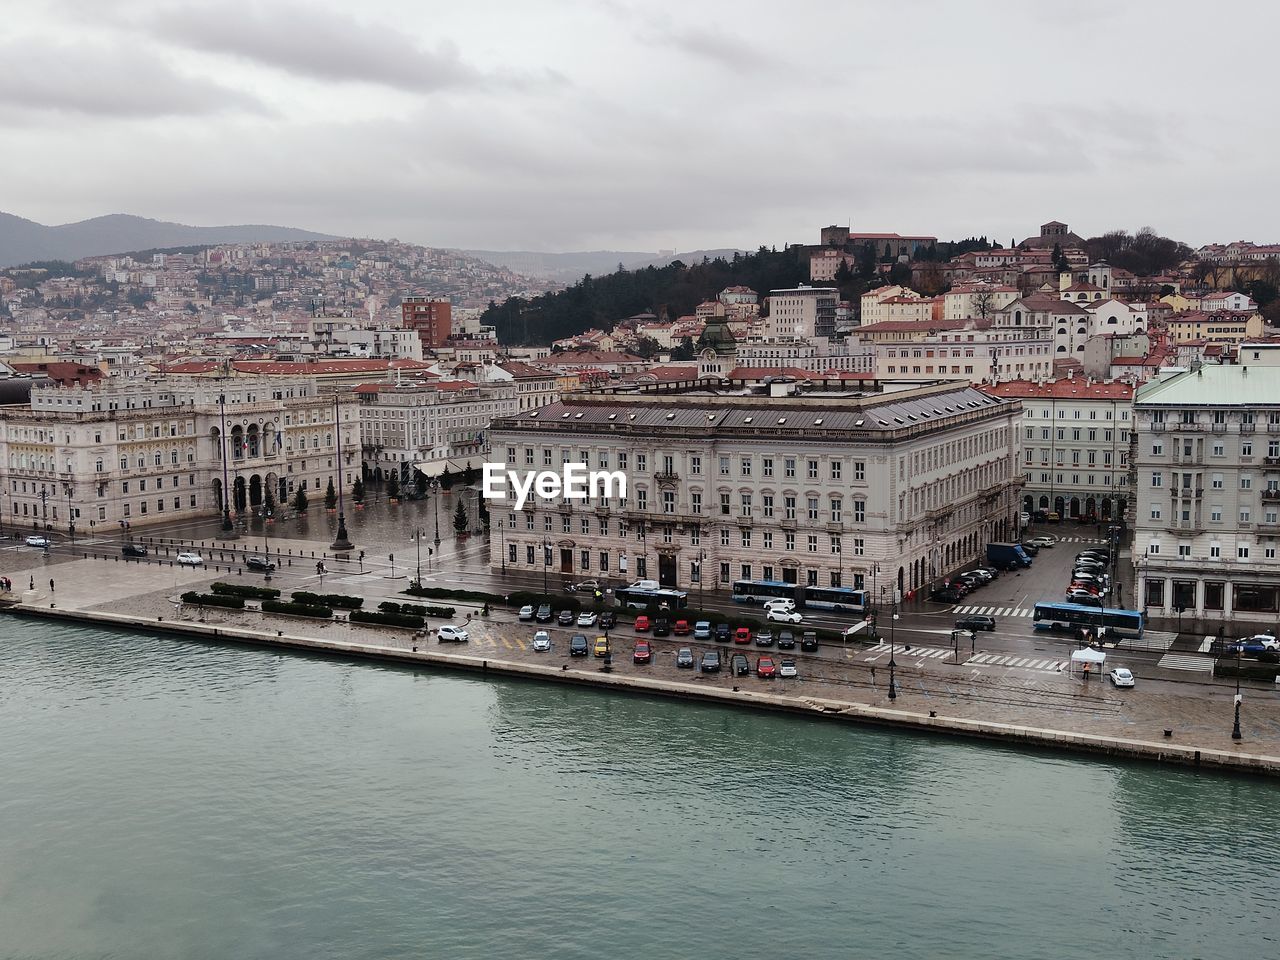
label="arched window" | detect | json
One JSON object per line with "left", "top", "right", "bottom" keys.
{"left": 95, "top": 459, "right": 103, "bottom": 473}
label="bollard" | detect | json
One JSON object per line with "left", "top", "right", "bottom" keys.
{"left": 929, "top": 710, "right": 937, "bottom": 718}
{"left": 1164, "top": 729, "right": 1173, "bottom": 738}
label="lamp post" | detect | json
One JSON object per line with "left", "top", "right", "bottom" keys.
{"left": 871, "top": 562, "right": 880, "bottom": 616}
{"left": 218, "top": 392, "right": 236, "bottom": 538}
{"left": 432, "top": 481, "right": 441, "bottom": 547}
{"left": 39, "top": 484, "right": 49, "bottom": 530}
{"left": 1232, "top": 643, "right": 1243, "bottom": 741}
{"left": 888, "top": 601, "right": 900, "bottom": 701}
{"left": 542, "top": 536, "right": 550, "bottom": 596}
{"left": 413, "top": 528, "right": 422, "bottom": 588}
{"left": 331, "top": 393, "right": 353, "bottom": 551}
{"left": 500, "top": 515, "right": 507, "bottom": 573}
{"left": 65, "top": 484, "right": 75, "bottom": 541}
{"left": 694, "top": 548, "right": 706, "bottom": 611}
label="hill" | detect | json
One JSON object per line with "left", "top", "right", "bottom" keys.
{"left": 462, "top": 248, "right": 743, "bottom": 283}
{"left": 0, "top": 212, "right": 338, "bottom": 268}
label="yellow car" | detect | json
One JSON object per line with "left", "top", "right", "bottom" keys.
{"left": 593, "top": 636, "right": 610, "bottom": 658}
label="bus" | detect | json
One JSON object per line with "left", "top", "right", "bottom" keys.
{"left": 800, "top": 586, "right": 870, "bottom": 613}
{"left": 1032, "top": 602, "right": 1144, "bottom": 640}
{"left": 731, "top": 579, "right": 798, "bottom": 605}
{"left": 615, "top": 586, "right": 689, "bottom": 610}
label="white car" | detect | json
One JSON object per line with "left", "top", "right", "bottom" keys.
{"left": 531, "top": 630, "right": 552, "bottom": 652}
{"left": 1108, "top": 667, "right": 1135, "bottom": 688}
{"left": 24, "top": 535, "right": 51, "bottom": 548}
{"left": 437, "top": 625, "right": 469, "bottom": 643}
{"left": 628, "top": 579, "right": 660, "bottom": 591}
{"left": 518, "top": 605, "right": 535, "bottom": 621}
{"left": 176, "top": 552, "right": 204, "bottom": 566}
{"left": 763, "top": 598, "right": 796, "bottom": 614}
{"left": 1027, "top": 536, "right": 1056, "bottom": 548}
{"left": 567, "top": 579, "right": 600, "bottom": 594}
{"left": 1249, "top": 634, "right": 1280, "bottom": 651}
{"left": 576, "top": 611, "right": 598, "bottom": 627}
{"left": 778, "top": 659, "right": 798, "bottom": 679}
{"left": 767, "top": 608, "right": 803, "bottom": 624}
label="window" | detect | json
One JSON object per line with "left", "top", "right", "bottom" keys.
{"left": 600, "top": 552, "right": 609, "bottom": 571}
{"left": 662, "top": 491, "right": 675, "bottom": 514}
{"left": 741, "top": 531, "right": 751, "bottom": 548}
{"left": 830, "top": 461, "right": 842, "bottom": 481}
{"left": 720, "top": 562, "right": 730, "bottom": 584}
{"left": 720, "top": 493, "right": 731, "bottom": 516}
{"left": 1211, "top": 506, "right": 1223, "bottom": 521}
{"left": 741, "top": 457, "right": 752, "bottom": 477}
{"left": 830, "top": 535, "right": 841, "bottom": 555}
{"left": 741, "top": 494, "right": 753, "bottom": 517}
{"left": 762, "top": 458, "right": 773, "bottom": 478}
{"left": 636, "top": 489, "right": 647, "bottom": 511}
{"left": 1243, "top": 442, "right": 1253, "bottom": 457}
{"left": 1213, "top": 443, "right": 1225, "bottom": 457}
{"left": 719, "top": 456, "right": 730, "bottom": 476}
{"left": 1241, "top": 475, "right": 1253, "bottom": 490}
{"left": 1210, "top": 543, "right": 1221, "bottom": 558}
{"left": 1150, "top": 505, "right": 1161, "bottom": 520}
{"left": 1151, "top": 473, "right": 1162, "bottom": 488}
{"left": 807, "top": 460, "right": 818, "bottom": 480}
{"left": 763, "top": 531, "right": 773, "bottom": 550}
{"left": 741, "top": 564, "right": 752, "bottom": 580}
{"left": 720, "top": 528, "right": 731, "bottom": 546}
{"left": 636, "top": 453, "right": 647, "bottom": 473}
{"left": 807, "top": 497, "right": 819, "bottom": 521}
{"left": 784, "top": 496, "right": 796, "bottom": 520}
{"left": 1212, "top": 473, "right": 1224, "bottom": 489}
{"left": 853, "top": 537, "right": 865, "bottom": 556}
{"left": 1152, "top": 442, "right": 1163, "bottom": 456}
{"left": 855, "top": 461, "right": 865, "bottom": 481}
{"left": 691, "top": 491, "right": 702, "bottom": 514}
{"left": 785, "top": 532, "right": 795, "bottom": 551}
{"left": 1238, "top": 545, "right": 1251, "bottom": 560}
{"left": 785, "top": 458, "right": 796, "bottom": 478}
{"left": 854, "top": 500, "right": 866, "bottom": 523}
{"left": 690, "top": 455, "right": 700, "bottom": 474}
{"left": 830, "top": 498, "right": 842, "bottom": 523}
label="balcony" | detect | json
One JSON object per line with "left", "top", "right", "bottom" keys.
{"left": 826, "top": 521, "right": 845, "bottom": 533}
{"left": 736, "top": 514, "right": 753, "bottom": 527}
{"left": 1265, "top": 457, "right": 1280, "bottom": 466}
{"left": 1165, "top": 524, "right": 1205, "bottom": 535}
{"left": 1241, "top": 423, "right": 1256, "bottom": 434}
{"left": 1150, "top": 422, "right": 1167, "bottom": 432}
{"left": 1211, "top": 423, "right": 1228, "bottom": 433}
{"left": 1269, "top": 423, "right": 1280, "bottom": 434}
{"left": 780, "top": 517, "right": 798, "bottom": 531}
{"left": 654, "top": 471, "right": 680, "bottom": 485}
{"left": 594, "top": 503, "right": 610, "bottom": 515}
{"left": 1262, "top": 489, "right": 1280, "bottom": 502}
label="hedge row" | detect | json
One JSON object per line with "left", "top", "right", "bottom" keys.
{"left": 403, "top": 585, "right": 499, "bottom": 604}
{"left": 350, "top": 610, "right": 426, "bottom": 629}
{"left": 181, "top": 591, "right": 245, "bottom": 610}
{"left": 262, "top": 599, "right": 334, "bottom": 619}
{"left": 210, "top": 582, "right": 281, "bottom": 600}
{"left": 378, "top": 601, "right": 456, "bottom": 619}
{"left": 292, "top": 591, "right": 363, "bottom": 610}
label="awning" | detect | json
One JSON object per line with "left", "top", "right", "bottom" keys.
{"left": 412, "top": 457, "right": 470, "bottom": 478}
{"left": 1070, "top": 648, "right": 1107, "bottom": 664}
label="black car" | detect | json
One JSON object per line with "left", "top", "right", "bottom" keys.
{"left": 731, "top": 653, "right": 750, "bottom": 676}
{"left": 1066, "top": 592, "right": 1104, "bottom": 608}
{"left": 535, "top": 604, "right": 553, "bottom": 623}
{"left": 599, "top": 612, "right": 617, "bottom": 630}
{"left": 557, "top": 609, "right": 575, "bottom": 626}
{"left": 754, "top": 630, "right": 775, "bottom": 648}
{"left": 956, "top": 615, "right": 996, "bottom": 631}
{"left": 569, "top": 635, "right": 589, "bottom": 656}
{"left": 800, "top": 631, "right": 819, "bottom": 652}
{"left": 931, "top": 588, "right": 964, "bottom": 603}
{"left": 246, "top": 555, "right": 275, "bottom": 571}
{"left": 777, "top": 630, "right": 796, "bottom": 650}
{"left": 1018, "top": 542, "right": 1040, "bottom": 556}
{"left": 714, "top": 623, "right": 732, "bottom": 643}
{"left": 652, "top": 617, "right": 671, "bottom": 637}
{"left": 700, "top": 650, "right": 722, "bottom": 673}
{"left": 675, "top": 647, "right": 695, "bottom": 669}
{"left": 121, "top": 543, "right": 148, "bottom": 558}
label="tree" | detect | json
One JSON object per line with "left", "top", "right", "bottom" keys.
{"left": 634, "top": 336, "right": 661, "bottom": 359}
{"left": 972, "top": 286, "right": 997, "bottom": 321}
{"left": 386, "top": 472, "right": 400, "bottom": 500}
{"left": 414, "top": 470, "right": 427, "bottom": 496}
{"left": 352, "top": 477, "right": 365, "bottom": 504}
{"left": 294, "top": 487, "right": 309, "bottom": 512}
{"left": 264, "top": 485, "right": 276, "bottom": 517}
{"left": 477, "top": 495, "right": 490, "bottom": 530}
{"left": 439, "top": 469, "right": 454, "bottom": 491}
{"left": 669, "top": 336, "right": 696, "bottom": 361}
{"left": 324, "top": 478, "right": 337, "bottom": 510}
{"left": 453, "top": 498, "right": 469, "bottom": 534}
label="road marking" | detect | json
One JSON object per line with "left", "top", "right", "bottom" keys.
{"left": 1157, "top": 652, "right": 1215, "bottom": 673}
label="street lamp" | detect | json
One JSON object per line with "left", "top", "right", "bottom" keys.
{"left": 218, "top": 392, "right": 236, "bottom": 538}
{"left": 1232, "top": 642, "right": 1243, "bottom": 741}
{"left": 432, "top": 480, "right": 441, "bottom": 547}
{"left": 888, "top": 601, "right": 900, "bottom": 701}
{"left": 331, "top": 393, "right": 354, "bottom": 551}
{"left": 542, "top": 536, "right": 550, "bottom": 596}
{"left": 413, "top": 527, "right": 424, "bottom": 587}
{"left": 694, "top": 547, "right": 706, "bottom": 611}
{"left": 871, "top": 562, "right": 881, "bottom": 615}
{"left": 65, "top": 484, "right": 75, "bottom": 541}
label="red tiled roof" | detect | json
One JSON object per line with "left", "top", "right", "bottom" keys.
{"left": 980, "top": 378, "right": 1134, "bottom": 400}
{"left": 229, "top": 358, "right": 435, "bottom": 375}
{"left": 856, "top": 319, "right": 968, "bottom": 333}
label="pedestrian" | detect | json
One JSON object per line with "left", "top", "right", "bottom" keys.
{"left": 49, "top": 578, "right": 55, "bottom": 593}
{"left": 870, "top": 666, "right": 877, "bottom": 682}
{"left": 30, "top": 575, "right": 35, "bottom": 591}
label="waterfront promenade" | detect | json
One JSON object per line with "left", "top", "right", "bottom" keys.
{"left": 3, "top": 528, "right": 1279, "bottom": 777}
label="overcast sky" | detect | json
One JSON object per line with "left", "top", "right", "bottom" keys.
{"left": 2, "top": 0, "right": 1277, "bottom": 253}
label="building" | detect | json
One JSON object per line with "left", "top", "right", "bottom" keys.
{"left": 487, "top": 379, "right": 1022, "bottom": 600}
{"left": 876, "top": 329, "right": 1053, "bottom": 384}
{"left": 943, "top": 282, "right": 1020, "bottom": 321}
{"left": 401, "top": 297, "right": 453, "bottom": 349}
{"left": 1166, "top": 311, "right": 1264, "bottom": 345}
{"left": 766, "top": 286, "right": 839, "bottom": 339}
{"left": 1132, "top": 365, "right": 1280, "bottom": 624}
{"left": 980, "top": 378, "right": 1134, "bottom": 522}
{"left": 1, "top": 376, "right": 359, "bottom": 534}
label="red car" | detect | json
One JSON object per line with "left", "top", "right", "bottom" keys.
{"left": 633, "top": 641, "right": 652, "bottom": 664}
{"left": 673, "top": 619, "right": 691, "bottom": 635}
{"left": 733, "top": 626, "right": 752, "bottom": 644}
{"left": 756, "top": 655, "right": 777, "bottom": 678}
{"left": 634, "top": 615, "right": 651, "bottom": 632}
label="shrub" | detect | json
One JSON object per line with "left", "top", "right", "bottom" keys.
{"left": 377, "top": 601, "right": 455, "bottom": 619}
{"left": 404, "top": 585, "right": 502, "bottom": 604}
{"left": 350, "top": 610, "right": 425, "bottom": 629}
{"left": 181, "top": 591, "right": 245, "bottom": 610}
{"left": 262, "top": 599, "right": 333, "bottom": 619}
{"left": 291, "top": 591, "right": 363, "bottom": 610}
{"left": 210, "top": 581, "right": 281, "bottom": 600}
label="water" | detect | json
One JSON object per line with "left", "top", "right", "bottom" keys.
{"left": 1, "top": 618, "right": 1276, "bottom": 960}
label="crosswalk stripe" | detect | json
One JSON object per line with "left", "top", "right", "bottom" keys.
{"left": 1157, "top": 653, "right": 1215, "bottom": 672}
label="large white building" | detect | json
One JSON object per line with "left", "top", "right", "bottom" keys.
{"left": 1, "top": 376, "right": 359, "bottom": 534}
{"left": 765, "top": 286, "right": 839, "bottom": 340}
{"left": 1132, "top": 365, "right": 1280, "bottom": 624}
{"left": 875, "top": 329, "right": 1054, "bottom": 384}
{"left": 487, "top": 379, "right": 1023, "bottom": 601}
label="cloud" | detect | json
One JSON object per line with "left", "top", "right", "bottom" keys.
{"left": 0, "top": 39, "right": 265, "bottom": 118}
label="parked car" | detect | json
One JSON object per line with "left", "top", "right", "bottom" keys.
{"left": 777, "top": 630, "right": 796, "bottom": 650}
{"left": 700, "top": 650, "right": 722, "bottom": 673}
{"left": 121, "top": 543, "right": 149, "bottom": 558}
{"left": 634, "top": 615, "right": 651, "bottom": 632}
{"left": 633, "top": 641, "right": 652, "bottom": 664}
{"left": 767, "top": 607, "right": 803, "bottom": 624}
{"left": 569, "top": 635, "right": 589, "bottom": 657}
{"left": 931, "top": 588, "right": 964, "bottom": 604}
{"left": 731, "top": 653, "right": 750, "bottom": 676}
{"left": 576, "top": 611, "right": 597, "bottom": 628}
{"left": 692, "top": 620, "right": 712, "bottom": 640}
{"left": 24, "top": 535, "right": 51, "bottom": 548}
{"left": 1108, "top": 667, "right": 1135, "bottom": 688}
{"left": 599, "top": 611, "right": 617, "bottom": 630}
{"left": 438, "top": 625, "right": 469, "bottom": 643}
{"left": 1080, "top": 549, "right": 1111, "bottom": 562}
{"left": 756, "top": 656, "right": 778, "bottom": 678}
{"left": 1044, "top": 511, "right": 1061, "bottom": 523}
{"left": 778, "top": 658, "right": 798, "bottom": 679}
{"left": 518, "top": 604, "right": 535, "bottom": 621}
{"left": 733, "top": 626, "right": 752, "bottom": 644}
{"left": 557, "top": 609, "right": 575, "bottom": 626}
{"left": 800, "top": 631, "right": 819, "bottom": 652}
{"left": 1226, "top": 636, "right": 1279, "bottom": 656}
{"left": 593, "top": 636, "right": 610, "bottom": 658}
{"left": 714, "top": 623, "right": 732, "bottom": 643}
{"left": 531, "top": 630, "right": 552, "bottom": 652}
{"left": 955, "top": 615, "right": 996, "bottom": 632}
{"left": 1018, "top": 542, "right": 1040, "bottom": 557}
{"left": 535, "top": 604, "right": 553, "bottom": 623}
{"left": 246, "top": 555, "right": 275, "bottom": 571}
{"left": 1249, "top": 634, "right": 1280, "bottom": 651}
{"left": 675, "top": 647, "right": 695, "bottom": 669}
{"left": 763, "top": 598, "right": 796, "bottom": 614}
{"left": 754, "top": 629, "right": 775, "bottom": 648}
{"left": 176, "top": 552, "right": 204, "bottom": 566}
{"left": 1065, "top": 592, "right": 1103, "bottom": 608}
{"left": 652, "top": 618, "right": 671, "bottom": 637}
{"left": 1027, "top": 536, "right": 1056, "bottom": 548}
{"left": 673, "top": 619, "right": 691, "bottom": 635}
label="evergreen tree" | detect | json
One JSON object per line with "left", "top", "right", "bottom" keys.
{"left": 453, "top": 498, "right": 469, "bottom": 534}
{"left": 324, "top": 477, "right": 337, "bottom": 510}
{"left": 264, "top": 486, "right": 276, "bottom": 517}
{"left": 294, "top": 487, "right": 308, "bottom": 512}
{"left": 414, "top": 471, "right": 427, "bottom": 496}
{"left": 386, "top": 472, "right": 400, "bottom": 500}
{"left": 439, "top": 469, "right": 454, "bottom": 491}
{"left": 352, "top": 477, "right": 365, "bottom": 504}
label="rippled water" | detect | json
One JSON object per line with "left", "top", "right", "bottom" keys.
{"left": 1, "top": 619, "right": 1276, "bottom": 960}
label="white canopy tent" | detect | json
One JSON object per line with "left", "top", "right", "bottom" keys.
{"left": 412, "top": 457, "right": 470, "bottom": 480}
{"left": 1069, "top": 646, "right": 1107, "bottom": 678}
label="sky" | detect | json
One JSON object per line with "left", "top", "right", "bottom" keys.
{"left": 2, "top": 0, "right": 1277, "bottom": 253}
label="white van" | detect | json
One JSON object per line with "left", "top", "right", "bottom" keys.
{"left": 628, "top": 579, "right": 660, "bottom": 591}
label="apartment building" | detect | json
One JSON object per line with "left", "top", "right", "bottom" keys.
{"left": 1, "top": 376, "right": 359, "bottom": 534}
{"left": 487, "top": 379, "right": 1022, "bottom": 601}
{"left": 1133, "top": 365, "right": 1280, "bottom": 624}
{"left": 980, "top": 378, "right": 1133, "bottom": 522}
{"left": 766, "top": 286, "right": 839, "bottom": 339}
{"left": 877, "top": 329, "right": 1054, "bottom": 383}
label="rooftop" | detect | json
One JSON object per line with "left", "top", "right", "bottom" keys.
{"left": 980, "top": 379, "right": 1134, "bottom": 401}
{"left": 1136, "top": 364, "right": 1280, "bottom": 406}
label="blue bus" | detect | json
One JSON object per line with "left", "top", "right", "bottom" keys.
{"left": 731, "top": 579, "right": 797, "bottom": 604}
{"left": 1032, "top": 602, "right": 1144, "bottom": 640}
{"left": 615, "top": 586, "right": 689, "bottom": 610}
{"left": 801, "top": 586, "right": 869, "bottom": 613}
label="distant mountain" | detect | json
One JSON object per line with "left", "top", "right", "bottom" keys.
{"left": 462, "top": 248, "right": 744, "bottom": 283}
{"left": 0, "top": 212, "right": 338, "bottom": 268}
